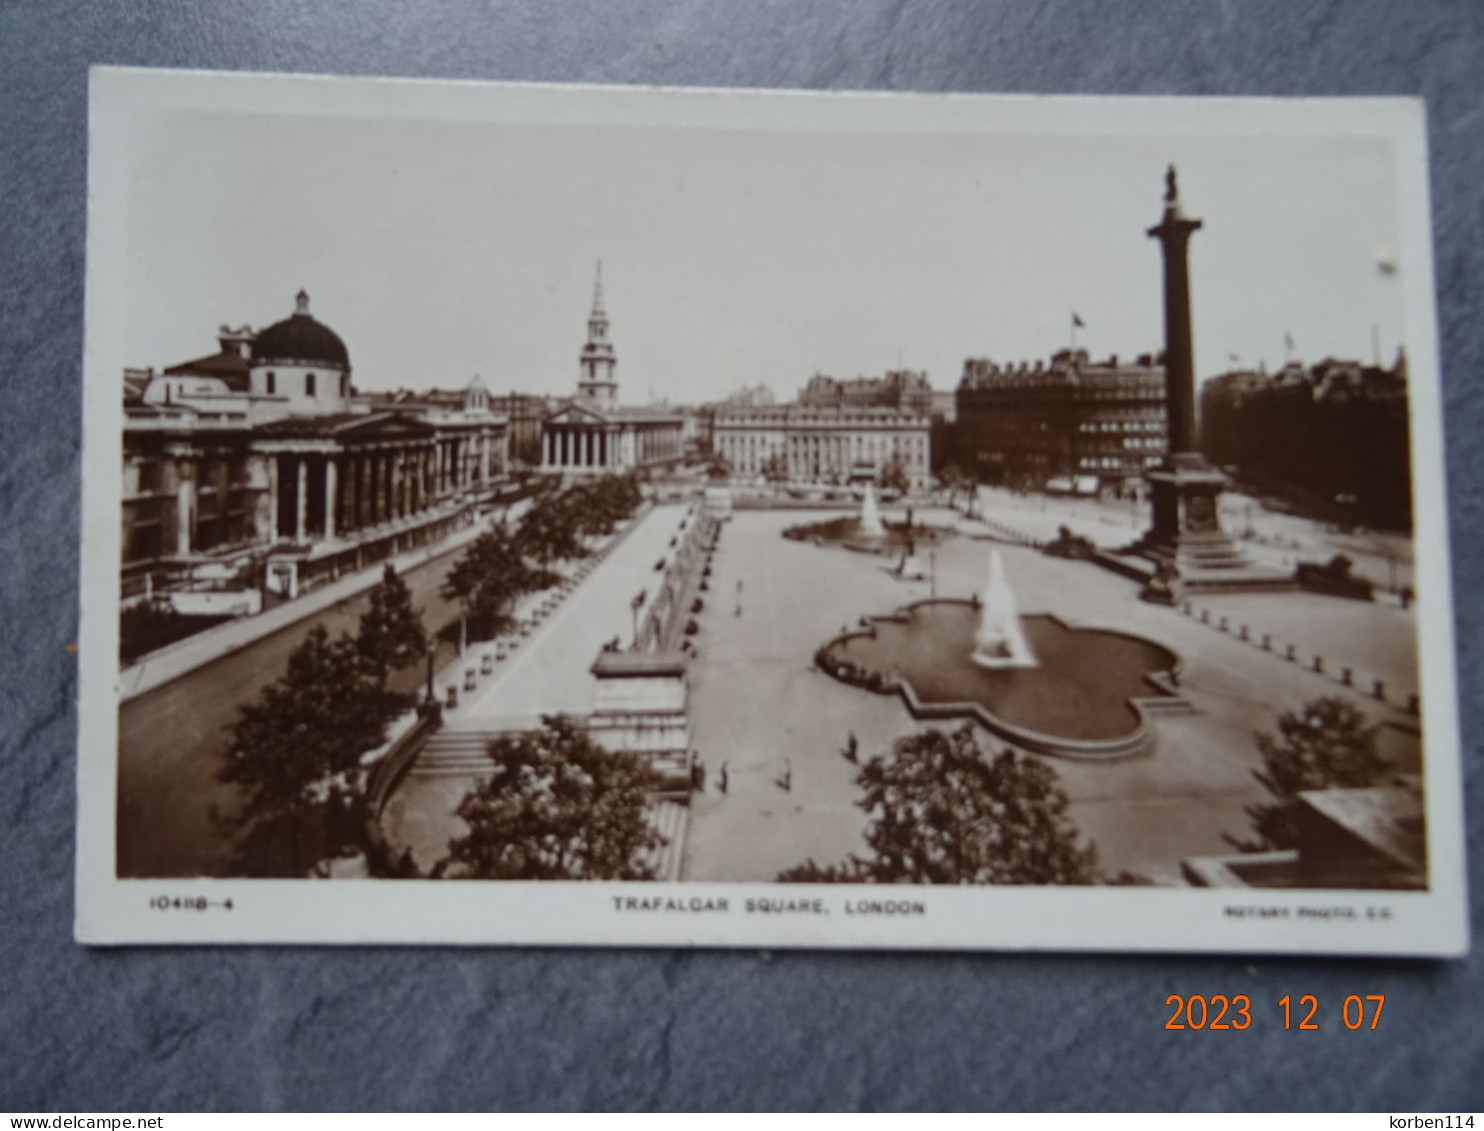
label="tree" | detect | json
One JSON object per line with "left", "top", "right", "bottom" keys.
{"left": 777, "top": 724, "right": 1097, "bottom": 885}
{"left": 706, "top": 452, "right": 732, "bottom": 481}
{"left": 515, "top": 490, "right": 586, "bottom": 565}
{"left": 437, "top": 715, "right": 666, "bottom": 880}
{"left": 1240, "top": 696, "right": 1389, "bottom": 851}
{"left": 355, "top": 564, "right": 427, "bottom": 718}
{"left": 879, "top": 450, "right": 911, "bottom": 496}
{"left": 939, "top": 463, "right": 971, "bottom": 510}
{"left": 218, "top": 624, "right": 388, "bottom": 874}
{"left": 441, "top": 523, "right": 552, "bottom": 641}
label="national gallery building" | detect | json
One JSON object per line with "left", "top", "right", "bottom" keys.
{"left": 121, "top": 291, "right": 509, "bottom": 602}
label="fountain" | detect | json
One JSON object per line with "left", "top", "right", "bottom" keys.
{"left": 782, "top": 486, "right": 952, "bottom": 555}
{"left": 815, "top": 541, "right": 1185, "bottom": 758}
{"left": 858, "top": 482, "right": 886, "bottom": 539}
{"left": 971, "top": 549, "right": 1037, "bottom": 668}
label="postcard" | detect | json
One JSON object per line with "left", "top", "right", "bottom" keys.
{"left": 76, "top": 68, "right": 1467, "bottom": 952}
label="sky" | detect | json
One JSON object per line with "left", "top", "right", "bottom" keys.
{"left": 121, "top": 97, "right": 1408, "bottom": 404}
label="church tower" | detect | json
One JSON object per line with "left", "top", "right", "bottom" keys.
{"left": 577, "top": 261, "right": 618, "bottom": 406}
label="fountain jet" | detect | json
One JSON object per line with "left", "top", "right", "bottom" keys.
{"left": 972, "top": 549, "right": 1037, "bottom": 669}
{"left": 858, "top": 482, "right": 886, "bottom": 539}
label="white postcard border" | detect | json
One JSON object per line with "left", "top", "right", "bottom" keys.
{"left": 75, "top": 68, "right": 1469, "bottom": 953}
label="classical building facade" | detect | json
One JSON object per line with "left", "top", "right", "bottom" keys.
{"left": 711, "top": 403, "right": 931, "bottom": 488}
{"left": 541, "top": 264, "right": 685, "bottom": 474}
{"left": 1200, "top": 353, "right": 1412, "bottom": 529}
{"left": 122, "top": 291, "right": 509, "bottom": 602}
{"left": 955, "top": 348, "right": 1168, "bottom": 489}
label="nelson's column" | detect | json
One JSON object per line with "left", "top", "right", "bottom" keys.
{"left": 1135, "top": 166, "right": 1286, "bottom": 602}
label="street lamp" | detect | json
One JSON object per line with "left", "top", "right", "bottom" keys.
{"left": 929, "top": 547, "right": 937, "bottom": 601}
{"left": 630, "top": 590, "right": 645, "bottom": 649}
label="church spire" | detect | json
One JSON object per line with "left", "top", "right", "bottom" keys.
{"left": 578, "top": 260, "right": 618, "bottom": 405}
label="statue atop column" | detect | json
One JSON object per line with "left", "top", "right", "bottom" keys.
{"left": 1131, "top": 166, "right": 1285, "bottom": 600}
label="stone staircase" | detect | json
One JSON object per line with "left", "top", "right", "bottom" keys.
{"left": 408, "top": 729, "right": 510, "bottom": 777}
{"left": 643, "top": 799, "right": 689, "bottom": 882}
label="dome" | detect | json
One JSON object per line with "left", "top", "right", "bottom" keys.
{"left": 250, "top": 290, "right": 350, "bottom": 368}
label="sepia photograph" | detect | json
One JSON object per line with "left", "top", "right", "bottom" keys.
{"left": 75, "top": 68, "right": 1467, "bottom": 951}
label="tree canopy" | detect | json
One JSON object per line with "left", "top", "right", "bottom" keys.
{"left": 438, "top": 714, "right": 665, "bottom": 880}
{"left": 1242, "top": 696, "right": 1389, "bottom": 850}
{"left": 879, "top": 450, "right": 911, "bottom": 495}
{"left": 218, "top": 624, "right": 388, "bottom": 873}
{"left": 778, "top": 724, "right": 1097, "bottom": 885}
{"left": 356, "top": 563, "right": 427, "bottom": 715}
{"left": 441, "top": 523, "right": 555, "bottom": 640}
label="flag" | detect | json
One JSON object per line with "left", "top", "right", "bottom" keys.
{"left": 1072, "top": 313, "right": 1085, "bottom": 328}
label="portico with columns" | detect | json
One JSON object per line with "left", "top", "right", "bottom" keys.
{"left": 255, "top": 412, "right": 503, "bottom": 544}
{"left": 541, "top": 262, "right": 685, "bottom": 475}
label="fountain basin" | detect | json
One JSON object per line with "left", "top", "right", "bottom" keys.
{"left": 782, "top": 516, "right": 951, "bottom": 555}
{"left": 817, "top": 600, "right": 1185, "bottom": 760}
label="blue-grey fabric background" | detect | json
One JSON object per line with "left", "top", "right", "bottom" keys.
{"left": 1, "top": 0, "right": 1480, "bottom": 1112}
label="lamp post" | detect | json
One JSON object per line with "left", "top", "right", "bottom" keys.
{"left": 929, "top": 547, "right": 937, "bottom": 601}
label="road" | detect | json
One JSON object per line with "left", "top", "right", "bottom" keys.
{"left": 116, "top": 539, "right": 477, "bottom": 878}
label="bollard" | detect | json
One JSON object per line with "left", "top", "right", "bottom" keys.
{"left": 1285, "top": 644, "right": 1296, "bottom": 661}
{"left": 1261, "top": 634, "right": 1271, "bottom": 651}
{"left": 1373, "top": 679, "right": 1386, "bottom": 701}
{"left": 1182, "top": 601, "right": 1193, "bottom": 616}
{"left": 446, "top": 684, "right": 458, "bottom": 709}
{"left": 1407, "top": 693, "right": 1420, "bottom": 715}
{"left": 464, "top": 667, "right": 477, "bottom": 692}
{"left": 1312, "top": 656, "right": 1324, "bottom": 674}
{"left": 1219, "top": 616, "right": 1229, "bottom": 633}
{"left": 1239, "top": 625, "right": 1249, "bottom": 641}
{"left": 1341, "top": 667, "right": 1353, "bottom": 686}
{"left": 1200, "top": 609, "right": 1209, "bottom": 624}
{"left": 481, "top": 652, "right": 494, "bottom": 675}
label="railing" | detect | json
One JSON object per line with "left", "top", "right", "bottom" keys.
{"left": 362, "top": 705, "right": 443, "bottom": 876}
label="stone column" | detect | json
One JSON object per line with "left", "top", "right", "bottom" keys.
{"left": 324, "top": 456, "right": 338, "bottom": 539}
{"left": 295, "top": 457, "right": 308, "bottom": 542}
{"left": 1147, "top": 165, "right": 1203, "bottom": 459}
{"left": 267, "top": 456, "right": 280, "bottom": 541}
{"left": 175, "top": 468, "right": 194, "bottom": 557}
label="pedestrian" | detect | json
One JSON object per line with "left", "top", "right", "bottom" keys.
{"left": 737, "top": 578, "right": 743, "bottom": 593}
{"left": 779, "top": 758, "right": 792, "bottom": 793}
{"left": 735, "top": 602, "right": 742, "bottom": 617}
{"left": 718, "top": 761, "right": 729, "bottom": 795}
{"left": 844, "top": 731, "right": 858, "bottom": 763}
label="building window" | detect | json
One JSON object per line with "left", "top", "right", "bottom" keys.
{"left": 266, "top": 372, "right": 276, "bottom": 395}
{"left": 306, "top": 372, "right": 317, "bottom": 397}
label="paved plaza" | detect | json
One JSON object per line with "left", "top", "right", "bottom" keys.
{"left": 382, "top": 503, "right": 693, "bottom": 868}
{"left": 377, "top": 492, "right": 1422, "bottom": 885}
{"left": 974, "top": 485, "right": 1415, "bottom": 594}
{"left": 680, "top": 503, "right": 1421, "bottom": 883}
